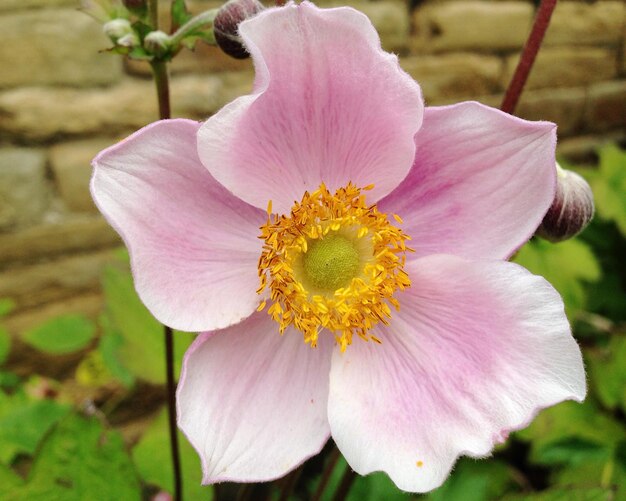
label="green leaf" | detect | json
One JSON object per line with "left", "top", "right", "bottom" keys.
{"left": 22, "top": 314, "right": 96, "bottom": 354}
{"left": 131, "top": 20, "right": 153, "bottom": 40}
{"left": 0, "top": 298, "right": 15, "bottom": 317}
{"left": 97, "top": 315, "right": 135, "bottom": 388}
{"left": 552, "top": 453, "right": 626, "bottom": 492}
{"left": 349, "top": 470, "right": 411, "bottom": 501}
{"left": 75, "top": 350, "right": 116, "bottom": 388}
{"left": 587, "top": 144, "right": 626, "bottom": 236}
{"left": 587, "top": 332, "right": 626, "bottom": 412}
{"left": 132, "top": 407, "right": 212, "bottom": 500}
{"left": 6, "top": 413, "right": 141, "bottom": 500}
{"left": 0, "top": 463, "right": 24, "bottom": 497}
{"left": 515, "top": 400, "right": 626, "bottom": 467}
{"left": 127, "top": 45, "right": 154, "bottom": 61}
{"left": 0, "top": 371, "right": 20, "bottom": 390}
{"left": 514, "top": 238, "right": 600, "bottom": 316}
{"left": 501, "top": 486, "right": 614, "bottom": 501}
{"left": 0, "top": 389, "right": 70, "bottom": 464}
{"left": 171, "top": 0, "right": 192, "bottom": 31}
{"left": 579, "top": 218, "right": 626, "bottom": 323}
{"left": 424, "top": 459, "right": 517, "bottom": 501}
{"left": 102, "top": 264, "right": 193, "bottom": 384}
{"left": 0, "top": 326, "right": 10, "bottom": 366}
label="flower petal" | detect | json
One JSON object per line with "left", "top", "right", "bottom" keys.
{"left": 91, "top": 119, "right": 266, "bottom": 332}
{"left": 328, "top": 255, "right": 585, "bottom": 493}
{"left": 197, "top": 1, "right": 423, "bottom": 213}
{"left": 177, "top": 311, "right": 332, "bottom": 483}
{"left": 379, "top": 102, "right": 557, "bottom": 260}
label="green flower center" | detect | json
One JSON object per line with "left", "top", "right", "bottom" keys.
{"left": 302, "top": 234, "right": 360, "bottom": 291}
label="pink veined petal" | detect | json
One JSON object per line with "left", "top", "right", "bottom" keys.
{"left": 328, "top": 255, "right": 585, "bottom": 493}
{"left": 197, "top": 1, "right": 423, "bottom": 214}
{"left": 379, "top": 102, "right": 557, "bottom": 261}
{"left": 177, "top": 311, "right": 333, "bottom": 483}
{"left": 91, "top": 119, "right": 266, "bottom": 332}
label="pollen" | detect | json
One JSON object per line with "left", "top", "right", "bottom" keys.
{"left": 257, "top": 183, "right": 412, "bottom": 352}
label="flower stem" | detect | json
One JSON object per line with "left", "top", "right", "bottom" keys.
{"left": 147, "top": 3, "right": 181, "bottom": 500}
{"left": 500, "top": 0, "right": 557, "bottom": 114}
{"left": 151, "top": 60, "right": 171, "bottom": 120}
{"left": 164, "top": 325, "right": 183, "bottom": 501}
{"left": 149, "top": 0, "right": 158, "bottom": 28}
{"left": 169, "top": 9, "right": 218, "bottom": 47}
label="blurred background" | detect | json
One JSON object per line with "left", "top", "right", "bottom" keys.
{"left": 0, "top": 0, "right": 625, "bottom": 499}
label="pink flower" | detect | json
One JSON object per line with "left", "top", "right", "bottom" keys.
{"left": 91, "top": 2, "right": 585, "bottom": 493}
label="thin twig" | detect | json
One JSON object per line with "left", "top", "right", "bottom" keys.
{"left": 312, "top": 447, "right": 342, "bottom": 501}
{"left": 331, "top": 465, "right": 356, "bottom": 501}
{"left": 500, "top": 0, "right": 557, "bottom": 114}
{"left": 164, "top": 325, "right": 183, "bottom": 501}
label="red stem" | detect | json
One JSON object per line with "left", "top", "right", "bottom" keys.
{"left": 500, "top": 0, "right": 557, "bottom": 114}
{"left": 164, "top": 325, "right": 183, "bottom": 501}
{"left": 148, "top": 3, "right": 181, "bottom": 500}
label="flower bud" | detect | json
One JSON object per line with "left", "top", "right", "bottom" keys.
{"left": 103, "top": 18, "right": 133, "bottom": 43}
{"left": 144, "top": 30, "right": 171, "bottom": 58}
{"left": 536, "top": 164, "right": 594, "bottom": 243}
{"left": 118, "top": 32, "right": 140, "bottom": 48}
{"left": 214, "top": 0, "right": 264, "bottom": 59}
{"left": 122, "top": 0, "right": 147, "bottom": 14}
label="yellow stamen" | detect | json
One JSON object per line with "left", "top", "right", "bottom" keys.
{"left": 257, "top": 183, "right": 412, "bottom": 352}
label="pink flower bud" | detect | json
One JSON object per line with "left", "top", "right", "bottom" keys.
{"left": 123, "top": 0, "right": 147, "bottom": 16}
{"left": 214, "top": 0, "right": 264, "bottom": 59}
{"left": 536, "top": 164, "right": 594, "bottom": 243}
{"left": 123, "top": 0, "right": 146, "bottom": 10}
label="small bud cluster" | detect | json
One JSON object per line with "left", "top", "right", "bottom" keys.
{"left": 214, "top": 0, "right": 265, "bottom": 59}
{"left": 83, "top": 0, "right": 265, "bottom": 62}
{"left": 536, "top": 164, "right": 595, "bottom": 243}
{"left": 103, "top": 18, "right": 138, "bottom": 46}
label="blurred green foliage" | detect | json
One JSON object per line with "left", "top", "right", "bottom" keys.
{"left": 0, "top": 144, "right": 624, "bottom": 500}
{"left": 22, "top": 314, "right": 96, "bottom": 355}
{"left": 133, "top": 409, "right": 211, "bottom": 500}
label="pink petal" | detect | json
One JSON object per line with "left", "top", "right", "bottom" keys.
{"left": 91, "top": 119, "right": 266, "bottom": 332}
{"left": 379, "top": 102, "right": 557, "bottom": 260}
{"left": 197, "top": 2, "right": 423, "bottom": 213}
{"left": 328, "top": 255, "right": 585, "bottom": 493}
{"left": 177, "top": 312, "right": 332, "bottom": 483}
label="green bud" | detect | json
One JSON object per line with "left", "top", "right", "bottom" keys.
{"left": 144, "top": 30, "right": 171, "bottom": 58}
{"left": 103, "top": 18, "right": 133, "bottom": 43}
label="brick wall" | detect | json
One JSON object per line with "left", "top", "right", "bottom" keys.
{"left": 1, "top": 0, "right": 625, "bottom": 337}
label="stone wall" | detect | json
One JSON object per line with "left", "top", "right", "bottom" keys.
{"left": 1, "top": 0, "right": 625, "bottom": 339}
